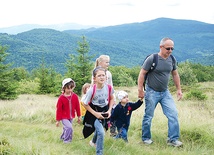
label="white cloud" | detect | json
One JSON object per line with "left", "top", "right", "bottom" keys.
{"left": 0, "top": 0, "right": 213, "bottom": 28}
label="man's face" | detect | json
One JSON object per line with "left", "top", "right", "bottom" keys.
{"left": 160, "top": 40, "right": 174, "bottom": 57}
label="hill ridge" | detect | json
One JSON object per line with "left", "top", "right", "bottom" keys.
{"left": 0, "top": 17, "right": 213, "bottom": 74}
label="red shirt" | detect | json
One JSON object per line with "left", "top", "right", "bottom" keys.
{"left": 56, "top": 92, "right": 81, "bottom": 121}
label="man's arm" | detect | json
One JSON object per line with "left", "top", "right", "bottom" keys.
{"left": 138, "top": 68, "right": 148, "bottom": 99}
{"left": 171, "top": 70, "right": 183, "bottom": 101}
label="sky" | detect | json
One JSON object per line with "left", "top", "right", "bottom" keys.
{"left": 1, "top": 0, "right": 214, "bottom": 28}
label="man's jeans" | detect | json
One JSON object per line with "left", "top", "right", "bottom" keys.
{"left": 142, "top": 86, "right": 180, "bottom": 141}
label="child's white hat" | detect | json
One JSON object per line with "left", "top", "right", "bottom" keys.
{"left": 62, "top": 78, "right": 74, "bottom": 88}
{"left": 117, "top": 90, "right": 128, "bottom": 101}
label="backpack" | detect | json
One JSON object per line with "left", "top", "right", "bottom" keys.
{"left": 143, "top": 53, "right": 176, "bottom": 90}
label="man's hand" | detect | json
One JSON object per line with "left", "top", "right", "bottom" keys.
{"left": 138, "top": 90, "right": 145, "bottom": 99}
{"left": 177, "top": 90, "right": 183, "bottom": 101}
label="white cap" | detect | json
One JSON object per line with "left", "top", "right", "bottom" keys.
{"left": 117, "top": 91, "right": 128, "bottom": 101}
{"left": 62, "top": 78, "right": 73, "bottom": 88}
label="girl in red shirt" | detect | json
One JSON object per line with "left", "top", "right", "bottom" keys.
{"left": 56, "top": 78, "right": 81, "bottom": 143}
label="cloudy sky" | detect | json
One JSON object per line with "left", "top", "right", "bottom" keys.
{"left": 0, "top": 0, "right": 214, "bottom": 28}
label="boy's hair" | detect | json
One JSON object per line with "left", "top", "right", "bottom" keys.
{"left": 117, "top": 90, "right": 128, "bottom": 102}
{"left": 92, "top": 66, "right": 106, "bottom": 77}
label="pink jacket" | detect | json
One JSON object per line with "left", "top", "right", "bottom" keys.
{"left": 56, "top": 92, "right": 81, "bottom": 121}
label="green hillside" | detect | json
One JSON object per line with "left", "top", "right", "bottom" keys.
{"left": 0, "top": 18, "right": 214, "bottom": 74}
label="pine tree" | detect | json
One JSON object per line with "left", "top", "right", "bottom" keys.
{"left": 0, "top": 46, "right": 19, "bottom": 100}
{"left": 37, "top": 58, "right": 57, "bottom": 94}
{"left": 37, "top": 60, "right": 50, "bottom": 94}
{"left": 65, "top": 36, "right": 94, "bottom": 95}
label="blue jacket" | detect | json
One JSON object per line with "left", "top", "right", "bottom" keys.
{"left": 110, "top": 100, "right": 143, "bottom": 130}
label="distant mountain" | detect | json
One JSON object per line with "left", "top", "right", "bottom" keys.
{"left": 0, "top": 23, "right": 101, "bottom": 34}
{"left": 0, "top": 18, "right": 213, "bottom": 74}
{"left": 64, "top": 17, "right": 214, "bottom": 65}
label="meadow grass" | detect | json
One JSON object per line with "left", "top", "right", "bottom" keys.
{"left": 0, "top": 82, "right": 214, "bottom": 155}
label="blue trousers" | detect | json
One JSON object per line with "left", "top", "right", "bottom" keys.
{"left": 92, "top": 119, "right": 105, "bottom": 155}
{"left": 142, "top": 86, "right": 180, "bottom": 141}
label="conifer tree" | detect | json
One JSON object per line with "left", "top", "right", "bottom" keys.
{"left": 37, "top": 59, "right": 50, "bottom": 94}
{"left": 36, "top": 58, "right": 59, "bottom": 94}
{"left": 0, "top": 46, "right": 19, "bottom": 100}
{"left": 65, "top": 36, "right": 94, "bottom": 95}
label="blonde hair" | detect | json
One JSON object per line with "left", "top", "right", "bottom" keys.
{"left": 81, "top": 83, "right": 91, "bottom": 95}
{"left": 94, "top": 55, "right": 110, "bottom": 68}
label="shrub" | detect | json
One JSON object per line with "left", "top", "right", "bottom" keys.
{"left": 177, "top": 62, "right": 198, "bottom": 85}
{"left": 0, "top": 138, "right": 13, "bottom": 155}
{"left": 17, "top": 79, "right": 39, "bottom": 94}
{"left": 185, "top": 89, "right": 208, "bottom": 101}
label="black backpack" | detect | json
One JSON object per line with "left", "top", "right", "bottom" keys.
{"left": 143, "top": 53, "right": 176, "bottom": 90}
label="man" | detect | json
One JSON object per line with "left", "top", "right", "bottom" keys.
{"left": 138, "top": 37, "right": 183, "bottom": 147}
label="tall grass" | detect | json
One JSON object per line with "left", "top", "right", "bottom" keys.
{"left": 1, "top": 82, "right": 214, "bottom": 155}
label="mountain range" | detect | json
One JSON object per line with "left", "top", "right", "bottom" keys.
{"left": 0, "top": 17, "right": 214, "bottom": 74}
{"left": 0, "top": 23, "right": 100, "bottom": 34}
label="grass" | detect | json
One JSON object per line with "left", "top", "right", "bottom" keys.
{"left": 0, "top": 82, "right": 214, "bottom": 155}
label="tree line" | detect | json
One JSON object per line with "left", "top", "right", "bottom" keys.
{"left": 1, "top": 36, "right": 214, "bottom": 100}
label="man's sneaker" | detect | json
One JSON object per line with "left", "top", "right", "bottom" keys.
{"left": 143, "top": 139, "right": 153, "bottom": 145}
{"left": 89, "top": 140, "right": 96, "bottom": 147}
{"left": 167, "top": 140, "right": 183, "bottom": 147}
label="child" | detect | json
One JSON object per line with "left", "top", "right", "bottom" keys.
{"left": 93, "top": 55, "right": 113, "bottom": 86}
{"left": 93, "top": 55, "right": 117, "bottom": 136}
{"left": 56, "top": 78, "right": 81, "bottom": 143}
{"left": 80, "top": 83, "right": 91, "bottom": 120}
{"left": 110, "top": 90, "right": 143, "bottom": 142}
{"left": 83, "top": 67, "right": 114, "bottom": 155}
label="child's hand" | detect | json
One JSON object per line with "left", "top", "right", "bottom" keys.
{"left": 77, "top": 117, "right": 81, "bottom": 124}
{"left": 106, "top": 111, "right": 111, "bottom": 119}
{"left": 56, "top": 121, "right": 60, "bottom": 127}
{"left": 94, "top": 112, "right": 105, "bottom": 119}
{"left": 139, "top": 98, "right": 144, "bottom": 102}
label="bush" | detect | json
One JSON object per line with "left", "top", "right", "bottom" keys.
{"left": 17, "top": 79, "right": 39, "bottom": 94}
{"left": 177, "top": 62, "right": 198, "bottom": 85}
{"left": 185, "top": 89, "right": 208, "bottom": 101}
{"left": 0, "top": 138, "right": 13, "bottom": 155}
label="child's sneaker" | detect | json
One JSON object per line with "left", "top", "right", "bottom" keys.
{"left": 89, "top": 140, "right": 96, "bottom": 147}
{"left": 110, "top": 123, "right": 117, "bottom": 137}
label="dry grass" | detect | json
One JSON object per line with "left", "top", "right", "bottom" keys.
{"left": 0, "top": 82, "right": 214, "bottom": 155}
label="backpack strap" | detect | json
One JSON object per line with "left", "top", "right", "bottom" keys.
{"left": 170, "top": 54, "right": 176, "bottom": 70}
{"left": 150, "top": 53, "right": 158, "bottom": 71}
{"left": 88, "top": 84, "right": 96, "bottom": 104}
{"left": 107, "top": 84, "right": 112, "bottom": 104}
{"left": 143, "top": 53, "right": 158, "bottom": 90}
